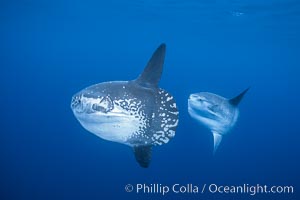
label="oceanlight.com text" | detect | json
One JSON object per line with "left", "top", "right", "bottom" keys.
{"left": 124, "top": 183, "right": 294, "bottom": 196}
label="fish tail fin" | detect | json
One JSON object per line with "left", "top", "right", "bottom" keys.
{"left": 212, "top": 131, "right": 223, "bottom": 155}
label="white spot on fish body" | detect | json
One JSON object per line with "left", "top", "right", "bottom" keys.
{"left": 159, "top": 113, "right": 166, "bottom": 117}
{"left": 168, "top": 130, "right": 175, "bottom": 137}
{"left": 153, "top": 134, "right": 160, "bottom": 139}
{"left": 167, "top": 119, "right": 178, "bottom": 129}
{"left": 160, "top": 137, "right": 169, "bottom": 143}
{"left": 169, "top": 111, "right": 179, "bottom": 115}
{"left": 166, "top": 96, "right": 173, "bottom": 101}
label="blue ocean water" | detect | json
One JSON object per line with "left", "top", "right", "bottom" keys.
{"left": 1, "top": 0, "right": 299, "bottom": 199}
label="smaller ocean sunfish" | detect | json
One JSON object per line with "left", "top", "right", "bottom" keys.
{"left": 188, "top": 88, "right": 249, "bottom": 154}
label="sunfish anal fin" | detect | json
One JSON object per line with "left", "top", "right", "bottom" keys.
{"left": 133, "top": 145, "right": 152, "bottom": 168}
{"left": 212, "top": 131, "right": 222, "bottom": 155}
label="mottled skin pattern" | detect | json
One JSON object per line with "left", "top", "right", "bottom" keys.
{"left": 71, "top": 81, "right": 178, "bottom": 147}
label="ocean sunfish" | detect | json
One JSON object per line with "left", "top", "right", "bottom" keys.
{"left": 71, "top": 44, "right": 179, "bottom": 168}
{"left": 188, "top": 88, "right": 249, "bottom": 154}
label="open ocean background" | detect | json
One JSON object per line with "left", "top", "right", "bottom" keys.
{"left": 1, "top": 0, "right": 299, "bottom": 199}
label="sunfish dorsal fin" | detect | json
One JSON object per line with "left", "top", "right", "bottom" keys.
{"left": 212, "top": 131, "right": 222, "bottom": 154}
{"left": 133, "top": 145, "right": 152, "bottom": 168}
{"left": 135, "top": 44, "right": 166, "bottom": 88}
{"left": 229, "top": 87, "right": 250, "bottom": 106}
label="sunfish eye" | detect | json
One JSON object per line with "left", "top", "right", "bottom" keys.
{"left": 92, "top": 96, "right": 114, "bottom": 113}
{"left": 197, "top": 97, "right": 205, "bottom": 102}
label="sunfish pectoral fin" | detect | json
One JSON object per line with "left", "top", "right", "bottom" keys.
{"left": 212, "top": 131, "right": 222, "bottom": 155}
{"left": 135, "top": 43, "right": 166, "bottom": 88}
{"left": 133, "top": 145, "right": 152, "bottom": 168}
{"left": 229, "top": 87, "right": 250, "bottom": 106}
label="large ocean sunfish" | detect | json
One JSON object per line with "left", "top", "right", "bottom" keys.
{"left": 71, "top": 44, "right": 179, "bottom": 168}
{"left": 188, "top": 88, "right": 249, "bottom": 154}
